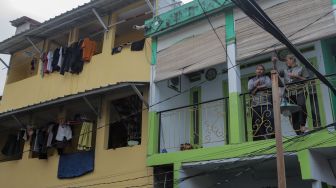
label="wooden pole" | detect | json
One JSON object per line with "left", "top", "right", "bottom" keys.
{"left": 271, "top": 69, "right": 287, "bottom": 188}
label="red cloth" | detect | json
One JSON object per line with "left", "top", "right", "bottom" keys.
{"left": 81, "top": 38, "right": 97, "bottom": 62}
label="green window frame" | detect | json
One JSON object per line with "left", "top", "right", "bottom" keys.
{"left": 190, "top": 87, "right": 202, "bottom": 148}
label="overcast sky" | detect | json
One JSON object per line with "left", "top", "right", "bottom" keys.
{"left": 0, "top": 0, "right": 192, "bottom": 95}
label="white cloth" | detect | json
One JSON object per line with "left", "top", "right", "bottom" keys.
{"left": 57, "top": 47, "right": 63, "bottom": 68}
{"left": 56, "top": 124, "right": 72, "bottom": 141}
{"left": 47, "top": 51, "right": 53, "bottom": 72}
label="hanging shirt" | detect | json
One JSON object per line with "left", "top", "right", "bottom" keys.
{"left": 81, "top": 38, "right": 97, "bottom": 62}
{"left": 56, "top": 124, "right": 72, "bottom": 141}
{"left": 70, "top": 41, "right": 85, "bottom": 74}
{"left": 47, "top": 51, "right": 53, "bottom": 73}
{"left": 131, "top": 39, "right": 145, "bottom": 51}
{"left": 52, "top": 48, "right": 60, "bottom": 71}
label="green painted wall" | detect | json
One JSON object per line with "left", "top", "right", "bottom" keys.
{"left": 321, "top": 39, "right": 336, "bottom": 120}
{"left": 225, "top": 8, "right": 236, "bottom": 43}
{"left": 147, "top": 129, "right": 336, "bottom": 166}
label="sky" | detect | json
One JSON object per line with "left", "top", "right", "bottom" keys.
{"left": 0, "top": 0, "right": 192, "bottom": 95}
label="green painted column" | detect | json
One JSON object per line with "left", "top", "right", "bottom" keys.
{"left": 297, "top": 150, "right": 313, "bottom": 180}
{"left": 225, "top": 8, "right": 244, "bottom": 144}
{"left": 148, "top": 112, "right": 159, "bottom": 156}
{"left": 173, "top": 162, "right": 182, "bottom": 188}
{"left": 151, "top": 37, "right": 157, "bottom": 65}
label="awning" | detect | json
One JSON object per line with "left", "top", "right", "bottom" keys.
{"left": 0, "top": 0, "right": 138, "bottom": 54}
{"left": 155, "top": 27, "right": 226, "bottom": 82}
{"left": 235, "top": 0, "right": 336, "bottom": 61}
{"left": 0, "top": 82, "right": 148, "bottom": 120}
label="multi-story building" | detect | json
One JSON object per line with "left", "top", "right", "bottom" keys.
{"left": 145, "top": 0, "right": 336, "bottom": 187}
{"left": 0, "top": 0, "right": 153, "bottom": 187}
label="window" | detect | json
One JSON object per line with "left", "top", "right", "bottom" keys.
{"left": 108, "top": 94, "right": 142, "bottom": 149}
{"left": 190, "top": 87, "right": 201, "bottom": 146}
{"left": 154, "top": 165, "right": 173, "bottom": 188}
{"left": 6, "top": 44, "right": 43, "bottom": 84}
{"left": 0, "top": 130, "right": 25, "bottom": 162}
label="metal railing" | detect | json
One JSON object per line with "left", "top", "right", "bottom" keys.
{"left": 157, "top": 97, "right": 229, "bottom": 153}
{"left": 241, "top": 74, "right": 336, "bottom": 141}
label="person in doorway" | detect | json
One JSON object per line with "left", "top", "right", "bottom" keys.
{"left": 272, "top": 54, "right": 310, "bottom": 135}
{"left": 248, "top": 64, "right": 274, "bottom": 140}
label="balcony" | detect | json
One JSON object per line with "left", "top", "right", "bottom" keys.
{"left": 158, "top": 97, "right": 229, "bottom": 153}
{"left": 0, "top": 39, "right": 151, "bottom": 113}
{"left": 241, "top": 76, "right": 332, "bottom": 141}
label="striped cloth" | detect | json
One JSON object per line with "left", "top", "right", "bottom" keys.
{"left": 77, "top": 122, "right": 93, "bottom": 151}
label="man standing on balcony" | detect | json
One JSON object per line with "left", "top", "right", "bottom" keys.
{"left": 272, "top": 54, "right": 310, "bottom": 135}
{"left": 248, "top": 65, "right": 274, "bottom": 141}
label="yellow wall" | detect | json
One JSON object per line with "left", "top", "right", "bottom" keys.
{"left": 0, "top": 38, "right": 151, "bottom": 113}
{"left": 0, "top": 91, "right": 153, "bottom": 188}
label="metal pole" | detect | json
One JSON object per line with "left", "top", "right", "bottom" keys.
{"left": 92, "top": 8, "right": 108, "bottom": 32}
{"left": 271, "top": 69, "right": 287, "bottom": 188}
{"left": 0, "top": 58, "right": 9, "bottom": 69}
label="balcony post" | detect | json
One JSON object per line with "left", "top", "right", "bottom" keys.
{"left": 102, "top": 13, "right": 117, "bottom": 55}
{"left": 225, "top": 8, "right": 244, "bottom": 144}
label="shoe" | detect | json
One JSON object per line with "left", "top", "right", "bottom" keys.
{"left": 300, "top": 126, "right": 309, "bottom": 133}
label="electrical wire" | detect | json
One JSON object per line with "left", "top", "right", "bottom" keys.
{"left": 63, "top": 123, "right": 336, "bottom": 188}
{"left": 0, "top": 1, "right": 334, "bottom": 187}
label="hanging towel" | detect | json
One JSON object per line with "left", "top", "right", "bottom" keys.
{"left": 131, "top": 39, "right": 145, "bottom": 51}
{"left": 57, "top": 47, "right": 63, "bottom": 69}
{"left": 77, "top": 122, "right": 93, "bottom": 151}
{"left": 58, "top": 150, "right": 94, "bottom": 179}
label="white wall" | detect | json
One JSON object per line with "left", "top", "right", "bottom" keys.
{"left": 309, "top": 150, "right": 336, "bottom": 186}
{"left": 15, "top": 22, "right": 31, "bottom": 35}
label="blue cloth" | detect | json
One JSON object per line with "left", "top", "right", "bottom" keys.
{"left": 58, "top": 150, "right": 94, "bottom": 179}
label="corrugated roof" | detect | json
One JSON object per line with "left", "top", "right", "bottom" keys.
{"left": 0, "top": 0, "right": 139, "bottom": 54}
{"left": 0, "top": 82, "right": 148, "bottom": 119}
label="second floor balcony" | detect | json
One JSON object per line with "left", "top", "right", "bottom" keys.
{"left": 152, "top": 65, "right": 336, "bottom": 154}
{"left": 0, "top": 2, "right": 152, "bottom": 113}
